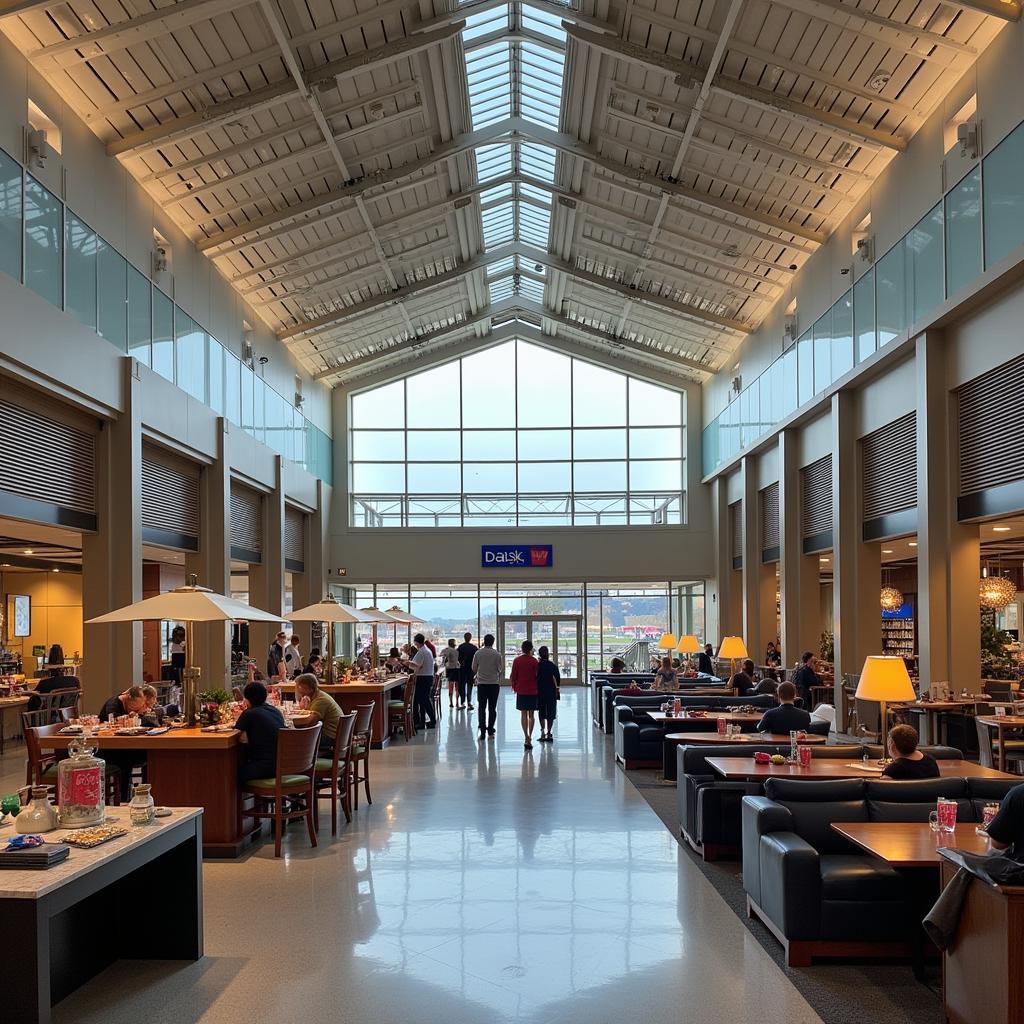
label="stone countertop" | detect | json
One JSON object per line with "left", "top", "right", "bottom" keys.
{"left": 0, "top": 807, "right": 202, "bottom": 899}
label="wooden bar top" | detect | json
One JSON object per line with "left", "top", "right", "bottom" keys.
{"left": 832, "top": 822, "right": 993, "bottom": 867}
{"left": 277, "top": 674, "right": 408, "bottom": 695}
{"left": 39, "top": 726, "right": 239, "bottom": 750}
{"left": 706, "top": 757, "right": 1017, "bottom": 781}
{"left": 664, "top": 732, "right": 827, "bottom": 745}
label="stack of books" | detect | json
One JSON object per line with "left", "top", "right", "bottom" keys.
{"left": 0, "top": 843, "right": 70, "bottom": 869}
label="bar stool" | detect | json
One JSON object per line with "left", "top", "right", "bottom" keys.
{"left": 314, "top": 712, "right": 356, "bottom": 835}
{"left": 350, "top": 703, "right": 375, "bottom": 809}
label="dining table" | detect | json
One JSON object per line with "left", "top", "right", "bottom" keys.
{"left": 831, "top": 821, "right": 993, "bottom": 867}
{"left": 705, "top": 756, "right": 1017, "bottom": 782}
{"left": 975, "top": 715, "right": 1024, "bottom": 773}
{"left": 893, "top": 699, "right": 981, "bottom": 746}
{"left": 647, "top": 711, "right": 765, "bottom": 725}
{"left": 661, "top": 731, "right": 826, "bottom": 782}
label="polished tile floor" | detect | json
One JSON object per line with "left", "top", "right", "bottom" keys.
{"left": 1, "top": 691, "right": 823, "bottom": 1024}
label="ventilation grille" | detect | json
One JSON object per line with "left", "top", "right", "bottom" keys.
{"left": 862, "top": 412, "right": 917, "bottom": 520}
{"left": 801, "top": 455, "right": 833, "bottom": 538}
{"left": 729, "top": 500, "right": 743, "bottom": 563}
{"left": 0, "top": 396, "right": 95, "bottom": 514}
{"left": 141, "top": 445, "right": 200, "bottom": 539}
{"left": 230, "top": 483, "right": 263, "bottom": 556}
{"left": 958, "top": 353, "right": 1024, "bottom": 496}
{"left": 760, "top": 482, "right": 779, "bottom": 553}
{"left": 284, "top": 505, "right": 305, "bottom": 563}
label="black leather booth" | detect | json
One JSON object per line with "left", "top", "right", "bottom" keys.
{"left": 741, "top": 775, "right": 1019, "bottom": 966}
{"left": 613, "top": 693, "right": 777, "bottom": 767}
{"left": 601, "top": 680, "right": 728, "bottom": 735}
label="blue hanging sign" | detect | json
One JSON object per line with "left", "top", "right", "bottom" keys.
{"left": 481, "top": 544, "right": 553, "bottom": 568}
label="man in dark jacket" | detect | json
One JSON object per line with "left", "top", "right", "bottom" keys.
{"left": 790, "top": 651, "right": 821, "bottom": 709}
{"left": 456, "top": 632, "right": 478, "bottom": 711}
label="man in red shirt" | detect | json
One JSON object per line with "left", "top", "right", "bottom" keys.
{"left": 510, "top": 639, "right": 539, "bottom": 750}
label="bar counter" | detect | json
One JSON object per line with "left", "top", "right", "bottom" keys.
{"left": 278, "top": 673, "right": 409, "bottom": 748}
{"left": 40, "top": 728, "right": 245, "bottom": 858}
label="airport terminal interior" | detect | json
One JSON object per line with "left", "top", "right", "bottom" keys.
{"left": 1, "top": 0, "right": 1024, "bottom": 1021}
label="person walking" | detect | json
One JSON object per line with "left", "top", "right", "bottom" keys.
{"left": 404, "top": 633, "right": 437, "bottom": 730}
{"left": 511, "top": 639, "right": 539, "bottom": 750}
{"left": 536, "top": 645, "right": 560, "bottom": 742}
{"left": 472, "top": 634, "right": 502, "bottom": 740}
{"left": 457, "top": 631, "right": 478, "bottom": 711}
{"left": 440, "top": 638, "right": 461, "bottom": 708}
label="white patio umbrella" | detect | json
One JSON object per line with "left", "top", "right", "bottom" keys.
{"left": 287, "top": 596, "right": 373, "bottom": 683}
{"left": 86, "top": 574, "right": 282, "bottom": 725}
{"left": 358, "top": 607, "right": 405, "bottom": 668}
{"left": 385, "top": 605, "right": 427, "bottom": 648}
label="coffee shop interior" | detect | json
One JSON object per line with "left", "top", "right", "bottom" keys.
{"left": 4, "top": 0, "right": 1024, "bottom": 1022}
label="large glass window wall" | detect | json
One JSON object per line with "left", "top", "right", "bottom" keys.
{"left": 0, "top": 148, "right": 332, "bottom": 484}
{"left": 347, "top": 581, "right": 705, "bottom": 673}
{"left": 703, "top": 116, "right": 1024, "bottom": 475}
{"left": 349, "top": 339, "right": 686, "bottom": 528}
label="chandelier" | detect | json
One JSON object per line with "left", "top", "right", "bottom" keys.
{"left": 880, "top": 586, "right": 904, "bottom": 612}
{"left": 979, "top": 573, "right": 1016, "bottom": 610}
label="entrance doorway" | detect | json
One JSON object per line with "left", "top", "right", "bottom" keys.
{"left": 497, "top": 614, "right": 583, "bottom": 683}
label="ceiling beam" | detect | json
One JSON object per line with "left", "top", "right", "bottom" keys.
{"left": 949, "top": 0, "right": 1020, "bottom": 18}
{"left": 414, "top": 0, "right": 617, "bottom": 35}
{"left": 563, "top": 23, "right": 906, "bottom": 153}
{"left": 29, "top": 0, "right": 250, "bottom": 64}
{"left": 765, "top": 0, "right": 974, "bottom": 60}
{"left": 106, "top": 21, "right": 463, "bottom": 157}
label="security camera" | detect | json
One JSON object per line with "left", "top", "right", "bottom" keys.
{"left": 840, "top": 267, "right": 850, "bottom": 275}
{"left": 258, "top": 355, "right": 269, "bottom": 365}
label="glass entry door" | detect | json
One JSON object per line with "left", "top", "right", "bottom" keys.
{"left": 497, "top": 615, "right": 583, "bottom": 684}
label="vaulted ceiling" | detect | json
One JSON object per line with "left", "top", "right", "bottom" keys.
{"left": 2, "top": 0, "right": 1014, "bottom": 387}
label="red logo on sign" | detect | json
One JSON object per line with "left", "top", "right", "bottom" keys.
{"left": 530, "top": 548, "right": 550, "bottom": 566}
{"left": 61, "top": 766, "right": 102, "bottom": 807}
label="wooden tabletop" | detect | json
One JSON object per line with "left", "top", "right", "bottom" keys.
{"left": 39, "top": 726, "right": 240, "bottom": 750}
{"left": 977, "top": 716, "right": 1024, "bottom": 728}
{"left": 278, "top": 675, "right": 408, "bottom": 695}
{"left": 648, "top": 711, "right": 765, "bottom": 723}
{"left": 0, "top": 695, "right": 29, "bottom": 708}
{"left": 664, "top": 732, "right": 827, "bottom": 745}
{"left": 706, "top": 757, "right": 1017, "bottom": 781}
{"left": 832, "top": 821, "right": 993, "bottom": 867}
{"left": 896, "top": 701, "right": 980, "bottom": 712}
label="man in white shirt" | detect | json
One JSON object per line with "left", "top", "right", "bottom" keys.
{"left": 471, "top": 634, "right": 503, "bottom": 740}
{"left": 284, "top": 634, "right": 302, "bottom": 679}
{"left": 404, "top": 633, "right": 437, "bottom": 730}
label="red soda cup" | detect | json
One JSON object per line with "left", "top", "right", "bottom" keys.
{"left": 716, "top": 718, "right": 727, "bottom": 735}
{"left": 799, "top": 745, "right": 812, "bottom": 768}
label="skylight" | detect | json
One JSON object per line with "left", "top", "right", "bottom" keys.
{"left": 458, "top": 1, "right": 566, "bottom": 300}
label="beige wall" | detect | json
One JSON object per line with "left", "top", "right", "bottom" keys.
{"left": 1, "top": 571, "right": 82, "bottom": 665}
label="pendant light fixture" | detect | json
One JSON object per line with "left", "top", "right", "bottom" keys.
{"left": 980, "top": 564, "right": 1016, "bottom": 610}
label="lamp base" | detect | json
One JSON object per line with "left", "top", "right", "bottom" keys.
{"left": 183, "top": 665, "right": 201, "bottom": 727}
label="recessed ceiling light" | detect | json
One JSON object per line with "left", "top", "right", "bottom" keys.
{"left": 908, "top": 542, "right": 917, "bottom": 547}
{"left": 23, "top": 549, "right": 33, "bottom": 555}
{"left": 52, "top": 568, "right": 59, "bottom": 573}
{"left": 993, "top": 526, "right": 1012, "bottom": 532}
{"left": 882, "top": 548, "right": 894, "bottom": 554}
{"left": 869, "top": 71, "right": 892, "bottom": 92}
{"left": 819, "top": 557, "right": 830, "bottom": 562}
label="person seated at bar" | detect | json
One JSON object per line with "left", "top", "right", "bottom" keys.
{"left": 303, "top": 654, "right": 324, "bottom": 676}
{"left": 99, "top": 685, "right": 150, "bottom": 722}
{"left": 730, "top": 659, "right": 755, "bottom": 695}
{"left": 291, "top": 672, "right": 342, "bottom": 754}
{"left": 985, "top": 781, "right": 1024, "bottom": 858}
{"left": 653, "top": 657, "right": 677, "bottom": 690}
{"left": 609, "top": 657, "right": 626, "bottom": 673}
{"left": 384, "top": 647, "right": 404, "bottom": 673}
{"left": 756, "top": 681, "right": 812, "bottom": 734}
{"left": 234, "top": 681, "right": 286, "bottom": 782}
{"left": 881, "top": 724, "right": 939, "bottom": 779}
{"left": 696, "top": 643, "right": 714, "bottom": 676}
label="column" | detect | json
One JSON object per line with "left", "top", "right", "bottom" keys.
{"left": 288, "top": 480, "right": 327, "bottom": 652}
{"left": 185, "top": 418, "right": 231, "bottom": 689}
{"left": 712, "top": 476, "right": 740, "bottom": 641}
{"left": 741, "top": 456, "right": 768, "bottom": 659}
{"left": 248, "top": 457, "right": 286, "bottom": 661}
{"left": 831, "top": 392, "right": 881, "bottom": 705}
{"left": 82, "top": 359, "right": 143, "bottom": 711}
{"left": 778, "top": 431, "right": 821, "bottom": 671}
{"left": 916, "top": 331, "right": 981, "bottom": 691}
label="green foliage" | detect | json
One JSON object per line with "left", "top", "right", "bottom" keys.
{"left": 198, "top": 688, "right": 232, "bottom": 706}
{"left": 819, "top": 631, "right": 834, "bottom": 663}
{"left": 981, "top": 623, "right": 1014, "bottom": 676}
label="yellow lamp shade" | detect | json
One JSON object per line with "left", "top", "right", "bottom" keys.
{"left": 717, "top": 636, "right": 748, "bottom": 660}
{"left": 855, "top": 656, "right": 916, "bottom": 702}
{"left": 676, "top": 634, "right": 701, "bottom": 654}
{"left": 657, "top": 633, "right": 678, "bottom": 651}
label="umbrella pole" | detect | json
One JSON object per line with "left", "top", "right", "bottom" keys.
{"left": 327, "top": 620, "right": 335, "bottom": 684}
{"left": 183, "top": 619, "right": 200, "bottom": 727}
{"left": 371, "top": 624, "right": 379, "bottom": 669}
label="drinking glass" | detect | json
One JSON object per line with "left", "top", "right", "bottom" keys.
{"left": 928, "top": 811, "right": 939, "bottom": 832}
{"left": 937, "top": 797, "right": 957, "bottom": 833}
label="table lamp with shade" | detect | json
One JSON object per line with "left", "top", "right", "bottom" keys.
{"left": 676, "top": 634, "right": 700, "bottom": 671}
{"left": 656, "top": 633, "right": 678, "bottom": 667}
{"left": 717, "top": 636, "right": 748, "bottom": 684}
{"left": 855, "top": 655, "right": 917, "bottom": 755}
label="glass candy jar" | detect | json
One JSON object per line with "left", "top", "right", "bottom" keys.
{"left": 57, "top": 735, "right": 106, "bottom": 828}
{"left": 16, "top": 786, "right": 59, "bottom": 833}
{"left": 129, "top": 783, "right": 155, "bottom": 827}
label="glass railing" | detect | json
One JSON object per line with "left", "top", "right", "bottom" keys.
{"left": 0, "top": 147, "right": 332, "bottom": 485}
{"left": 702, "top": 116, "right": 1024, "bottom": 475}
{"left": 351, "top": 491, "right": 683, "bottom": 527}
